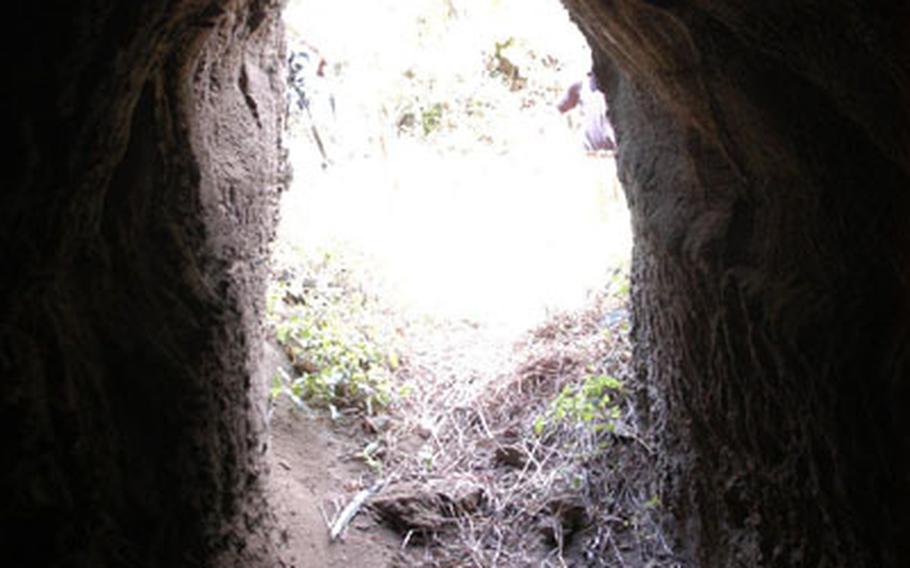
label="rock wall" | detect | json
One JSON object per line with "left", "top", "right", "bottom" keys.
{"left": 4, "top": 0, "right": 909, "bottom": 566}
{"left": 2, "top": 1, "right": 287, "bottom": 566}
{"left": 561, "top": 1, "right": 910, "bottom": 566}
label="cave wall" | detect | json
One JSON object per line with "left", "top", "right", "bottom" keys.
{"left": 4, "top": 0, "right": 910, "bottom": 566}
{"left": 2, "top": 1, "right": 287, "bottom": 566}
{"left": 561, "top": 0, "right": 910, "bottom": 566}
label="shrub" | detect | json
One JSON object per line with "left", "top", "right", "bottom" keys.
{"left": 268, "top": 246, "right": 401, "bottom": 416}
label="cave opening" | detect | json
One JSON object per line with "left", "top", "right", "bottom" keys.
{"left": 279, "top": 0, "right": 630, "bottom": 327}
{"left": 264, "top": 1, "right": 657, "bottom": 566}
{"left": 7, "top": 1, "right": 906, "bottom": 567}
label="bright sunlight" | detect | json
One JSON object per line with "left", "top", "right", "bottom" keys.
{"left": 266, "top": 2, "right": 660, "bottom": 567}
{"left": 279, "top": 0, "right": 630, "bottom": 329}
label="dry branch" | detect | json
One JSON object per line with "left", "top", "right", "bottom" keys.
{"left": 329, "top": 479, "right": 388, "bottom": 541}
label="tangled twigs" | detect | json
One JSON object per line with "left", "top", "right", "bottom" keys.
{"left": 369, "top": 287, "right": 680, "bottom": 566}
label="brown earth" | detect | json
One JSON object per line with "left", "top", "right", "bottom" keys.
{"left": 264, "top": 336, "right": 400, "bottom": 568}
{"left": 268, "top": 400, "right": 401, "bottom": 568}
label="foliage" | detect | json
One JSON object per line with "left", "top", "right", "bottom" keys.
{"left": 608, "top": 264, "right": 631, "bottom": 299}
{"left": 268, "top": 245, "right": 402, "bottom": 415}
{"left": 284, "top": 0, "right": 591, "bottom": 160}
{"left": 487, "top": 36, "right": 527, "bottom": 91}
{"left": 420, "top": 101, "right": 446, "bottom": 136}
{"left": 534, "top": 374, "right": 623, "bottom": 436}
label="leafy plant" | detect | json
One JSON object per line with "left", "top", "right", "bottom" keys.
{"left": 395, "top": 100, "right": 447, "bottom": 138}
{"left": 268, "top": 246, "right": 401, "bottom": 415}
{"left": 607, "top": 265, "right": 631, "bottom": 299}
{"left": 534, "top": 374, "right": 623, "bottom": 436}
{"left": 421, "top": 102, "right": 446, "bottom": 136}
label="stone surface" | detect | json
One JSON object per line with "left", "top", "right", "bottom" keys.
{"left": 3, "top": 1, "right": 287, "bottom": 566}
{"left": 2, "top": 0, "right": 909, "bottom": 566}
{"left": 562, "top": 1, "right": 910, "bottom": 566}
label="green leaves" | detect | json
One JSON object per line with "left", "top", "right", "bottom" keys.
{"left": 533, "top": 414, "right": 546, "bottom": 436}
{"left": 420, "top": 102, "right": 446, "bottom": 136}
{"left": 267, "top": 247, "right": 400, "bottom": 415}
{"left": 534, "top": 374, "right": 623, "bottom": 437}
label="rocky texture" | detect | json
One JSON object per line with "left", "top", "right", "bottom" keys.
{"left": 370, "top": 476, "right": 488, "bottom": 538}
{"left": 3, "top": 0, "right": 910, "bottom": 566}
{"left": 560, "top": 1, "right": 910, "bottom": 566}
{"left": 2, "top": 1, "right": 287, "bottom": 566}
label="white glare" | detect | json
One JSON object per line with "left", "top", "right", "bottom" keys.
{"left": 280, "top": 0, "right": 631, "bottom": 329}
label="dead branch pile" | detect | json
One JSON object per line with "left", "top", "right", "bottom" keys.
{"left": 371, "top": 290, "right": 682, "bottom": 567}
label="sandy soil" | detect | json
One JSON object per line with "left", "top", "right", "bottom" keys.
{"left": 268, "top": 396, "right": 401, "bottom": 568}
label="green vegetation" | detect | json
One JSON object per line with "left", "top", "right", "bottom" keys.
{"left": 487, "top": 36, "right": 527, "bottom": 91}
{"left": 418, "top": 101, "right": 447, "bottom": 136}
{"left": 534, "top": 373, "right": 623, "bottom": 436}
{"left": 267, "top": 245, "right": 402, "bottom": 415}
{"left": 285, "top": 0, "right": 591, "bottom": 161}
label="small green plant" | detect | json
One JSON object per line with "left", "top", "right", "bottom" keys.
{"left": 534, "top": 374, "right": 623, "bottom": 436}
{"left": 361, "top": 441, "right": 384, "bottom": 476}
{"left": 608, "top": 266, "right": 631, "bottom": 299}
{"left": 420, "top": 102, "right": 445, "bottom": 136}
{"left": 268, "top": 246, "right": 401, "bottom": 415}
{"left": 393, "top": 99, "right": 448, "bottom": 138}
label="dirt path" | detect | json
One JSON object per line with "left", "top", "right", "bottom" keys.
{"left": 269, "top": 400, "right": 401, "bottom": 567}
{"left": 265, "top": 336, "right": 400, "bottom": 568}
{"left": 265, "top": 317, "right": 524, "bottom": 567}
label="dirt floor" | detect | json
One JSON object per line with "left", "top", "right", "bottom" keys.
{"left": 265, "top": 317, "right": 524, "bottom": 568}
{"left": 268, "top": 393, "right": 401, "bottom": 568}
{"left": 265, "top": 278, "right": 677, "bottom": 567}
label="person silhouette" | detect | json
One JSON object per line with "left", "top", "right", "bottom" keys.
{"left": 557, "top": 71, "right": 616, "bottom": 153}
{"left": 288, "top": 40, "right": 334, "bottom": 168}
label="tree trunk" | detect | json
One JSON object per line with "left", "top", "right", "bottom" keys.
{"left": 2, "top": 1, "right": 287, "bottom": 566}
{"left": 561, "top": 1, "right": 910, "bottom": 566}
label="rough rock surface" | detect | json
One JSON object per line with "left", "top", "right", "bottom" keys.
{"left": 370, "top": 476, "right": 488, "bottom": 537}
{"left": 561, "top": 1, "right": 910, "bottom": 566}
{"left": 3, "top": 1, "right": 287, "bottom": 566}
{"left": 3, "top": 0, "right": 909, "bottom": 566}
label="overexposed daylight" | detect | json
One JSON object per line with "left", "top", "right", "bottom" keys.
{"left": 267, "top": 2, "right": 657, "bottom": 567}
{"left": 279, "top": 0, "right": 629, "bottom": 327}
